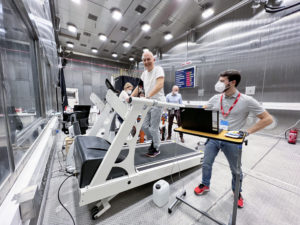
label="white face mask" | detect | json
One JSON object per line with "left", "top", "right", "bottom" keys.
{"left": 126, "top": 90, "right": 132, "bottom": 95}
{"left": 215, "top": 81, "right": 226, "bottom": 93}
{"left": 173, "top": 91, "right": 178, "bottom": 95}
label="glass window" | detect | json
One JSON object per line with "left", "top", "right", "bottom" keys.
{"left": 0, "top": 0, "right": 42, "bottom": 167}
{"left": 42, "top": 60, "right": 54, "bottom": 115}
{"left": 0, "top": 92, "right": 11, "bottom": 185}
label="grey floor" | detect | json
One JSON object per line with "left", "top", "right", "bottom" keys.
{"left": 42, "top": 131, "right": 300, "bottom": 225}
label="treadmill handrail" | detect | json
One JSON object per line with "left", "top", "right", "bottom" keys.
{"left": 129, "top": 96, "right": 184, "bottom": 108}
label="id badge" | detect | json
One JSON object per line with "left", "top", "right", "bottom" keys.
{"left": 220, "top": 120, "right": 229, "bottom": 131}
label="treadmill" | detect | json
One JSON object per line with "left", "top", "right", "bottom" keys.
{"left": 73, "top": 80, "right": 203, "bottom": 219}
{"left": 74, "top": 137, "right": 200, "bottom": 189}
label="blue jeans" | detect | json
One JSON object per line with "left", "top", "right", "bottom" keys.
{"left": 202, "top": 139, "right": 243, "bottom": 192}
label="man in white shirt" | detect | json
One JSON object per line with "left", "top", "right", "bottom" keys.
{"left": 131, "top": 51, "right": 165, "bottom": 157}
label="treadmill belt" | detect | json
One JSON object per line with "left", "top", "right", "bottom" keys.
{"left": 75, "top": 137, "right": 200, "bottom": 188}
{"left": 120, "top": 142, "right": 197, "bottom": 166}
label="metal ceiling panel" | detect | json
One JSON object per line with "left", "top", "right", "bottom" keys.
{"left": 55, "top": 0, "right": 247, "bottom": 62}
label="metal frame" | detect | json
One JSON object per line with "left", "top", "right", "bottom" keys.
{"left": 88, "top": 90, "right": 129, "bottom": 142}
{"left": 12, "top": 0, "right": 53, "bottom": 118}
{"left": 77, "top": 91, "right": 202, "bottom": 219}
{"left": 168, "top": 135, "right": 246, "bottom": 225}
{"left": 35, "top": 42, "right": 47, "bottom": 118}
{"left": 0, "top": 53, "right": 15, "bottom": 172}
{"left": 89, "top": 93, "right": 105, "bottom": 112}
{"left": 11, "top": 0, "right": 39, "bottom": 40}
{"left": 87, "top": 93, "right": 119, "bottom": 143}
{"left": 0, "top": 0, "right": 49, "bottom": 204}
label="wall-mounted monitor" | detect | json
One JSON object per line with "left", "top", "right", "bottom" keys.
{"left": 175, "top": 66, "right": 196, "bottom": 88}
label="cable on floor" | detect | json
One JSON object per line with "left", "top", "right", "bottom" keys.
{"left": 57, "top": 174, "right": 76, "bottom": 225}
{"left": 169, "top": 128, "right": 185, "bottom": 192}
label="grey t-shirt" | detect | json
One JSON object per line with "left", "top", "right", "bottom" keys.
{"left": 206, "top": 91, "right": 265, "bottom": 130}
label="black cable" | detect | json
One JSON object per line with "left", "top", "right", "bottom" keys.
{"left": 264, "top": 5, "right": 285, "bottom": 10}
{"left": 265, "top": 2, "right": 300, "bottom": 13}
{"left": 57, "top": 175, "right": 76, "bottom": 225}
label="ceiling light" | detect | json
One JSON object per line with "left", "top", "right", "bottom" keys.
{"left": 98, "top": 34, "right": 107, "bottom": 41}
{"left": 164, "top": 32, "right": 173, "bottom": 40}
{"left": 129, "top": 57, "right": 134, "bottom": 61}
{"left": 123, "top": 41, "right": 130, "bottom": 48}
{"left": 91, "top": 48, "right": 98, "bottom": 53}
{"left": 71, "top": 0, "right": 80, "bottom": 4}
{"left": 67, "top": 24, "right": 77, "bottom": 33}
{"left": 142, "top": 47, "right": 149, "bottom": 52}
{"left": 112, "top": 52, "right": 118, "bottom": 58}
{"left": 111, "top": 8, "right": 122, "bottom": 20}
{"left": 202, "top": 8, "right": 214, "bottom": 19}
{"left": 66, "top": 42, "right": 74, "bottom": 48}
{"left": 0, "top": 28, "right": 6, "bottom": 34}
{"left": 141, "top": 22, "right": 151, "bottom": 32}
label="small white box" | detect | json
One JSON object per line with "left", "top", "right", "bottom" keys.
{"left": 18, "top": 185, "right": 38, "bottom": 222}
{"left": 245, "top": 86, "right": 256, "bottom": 95}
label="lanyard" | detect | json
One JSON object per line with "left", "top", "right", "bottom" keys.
{"left": 220, "top": 93, "right": 241, "bottom": 117}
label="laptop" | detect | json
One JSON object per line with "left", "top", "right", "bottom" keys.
{"left": 180, "top": 107, "right": 221, "bottom": 134}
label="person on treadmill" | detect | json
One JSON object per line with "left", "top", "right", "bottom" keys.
{"left": 130, "top": 51, "right": 166, "bottom": 157}
{"left": 194, "top": 70, "right": 273, "bottom": 208}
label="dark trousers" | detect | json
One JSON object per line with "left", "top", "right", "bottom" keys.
{"left": 168, "top": 110, "right": 183, "bottom": 138}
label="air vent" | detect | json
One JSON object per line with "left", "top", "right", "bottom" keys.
{"left": 135, "top": 5, "right": 146, "bottom": 14}
{"left": 110, "top": 40, "right": 117, "bottom": 44}
{"left": 120, "top": 26, "right": 128, "bottom": 32}
{"left": 144, "top": 36, "right": 151, "bottom": 40}
{"left": 88, "top": 13, "right": 98, "bottom": 21}
{"left": 162, "top": 19, "right": 173, "bottom": 26}
{"left": 80, "top": 43, "right": 87, "bottom": 47}
{"left": 83, "top": 32, "right": 91, "bottom": 37}
{"left": 122, "top": 54, "right": 127, "bottom": 56}
{"left": 131, "top": 46, "right": 137, "bottom": 50}
{"left": 59, "top": 28, "right": 81, "bottom": 40}
{"left": 103, "top": 49, "right": 109, "bottom": 52}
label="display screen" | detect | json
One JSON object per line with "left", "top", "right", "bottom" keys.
{"left": 175, "top": 66, "right": 196, "bottom": 88}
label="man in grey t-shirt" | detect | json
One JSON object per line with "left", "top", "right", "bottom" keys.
{"left": 194, "top": 70, "right": 273, "bottom": 208}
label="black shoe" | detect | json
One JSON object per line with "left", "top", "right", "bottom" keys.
{"left": 146, "top": 148, "right": 160, "bottom": 157}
